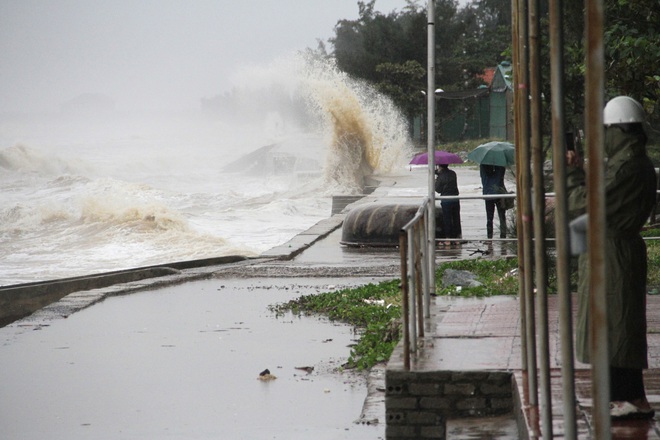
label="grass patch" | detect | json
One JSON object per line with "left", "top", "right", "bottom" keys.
{"left": 269, "top": 280, "right": 402, "bottom": 370}
{"left": 435, "top": 258, "right": 520, "bottom": 297}
{"left": 270, "top": 258, "right": 521, "bottom": 370}
{"left": 269, "top": 239, "right": 660, "bottom": 370}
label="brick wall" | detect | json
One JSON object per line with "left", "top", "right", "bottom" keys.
{"left": 385, "top": 369, "right": 514, "bottom": 439}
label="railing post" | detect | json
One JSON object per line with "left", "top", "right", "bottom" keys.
{"left": 407, "top": 227, "right": 418, "bottom": 353}
{"left": 416, "top": 221, "right": 425, "bottom": 338}
{"left": 423, "top": 208, "right": 431, "bottom": 319}
{"left": 400, "top": 231, "right": 410, "bottom": 371}
{"left": 399, "top": 200, "right": 432, "bottom": 369}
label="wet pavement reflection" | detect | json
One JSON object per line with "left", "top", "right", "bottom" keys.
{"left": 0, "top": 278, "right": 387, "bottom": 440}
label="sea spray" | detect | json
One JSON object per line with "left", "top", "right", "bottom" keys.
{"left": 228, "top": 53, "right": 412, "bottom": 194}
{"left": 298, "top": 55, "right": 412, "bottom": 193}
{"left": 311, "top": 80, "right": 374, "bottom": 193}
{"left": 0, "top": 53, "right": 413, "bottom": 284}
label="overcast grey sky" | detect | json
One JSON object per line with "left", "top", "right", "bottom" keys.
{"left": 0, "top": 1, "right": 469, "bottom": 114}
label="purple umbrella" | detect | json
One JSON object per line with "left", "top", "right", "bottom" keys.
{"left": 409, "top": 150, "right": 463, "bottom": 165}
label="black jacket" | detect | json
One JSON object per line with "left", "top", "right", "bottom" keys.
{"left": 435, "top": 168, "right": 459, "bottom": 197}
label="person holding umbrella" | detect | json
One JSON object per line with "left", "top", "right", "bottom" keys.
{"left": 434, "top": 163, "right": 461, "bottom": 246}
{"left": 480, "top": 164, "right": 508, "bottom": 239}
{"left": 410, "top": 150, "right": 464, "bottom": 245}
{"left": 468, "top": 141, "right": 515, "bottom": 239}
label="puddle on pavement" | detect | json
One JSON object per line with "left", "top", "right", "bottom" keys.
{"left": 0, "top": 277, "right": 388, "bottom": 440}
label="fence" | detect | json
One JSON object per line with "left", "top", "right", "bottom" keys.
{"left": 398, "top": 192, "right": 520, "bottom": 370}
{"left": 399, "top": 198, "right": 432, "bottom": 370}
{"left": 398, "top": 186, "right": 658, "bottom": 438}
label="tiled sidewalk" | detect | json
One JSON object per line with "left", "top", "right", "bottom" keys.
{"left": 425, "top": 295, "right": 660, "bottom": 439}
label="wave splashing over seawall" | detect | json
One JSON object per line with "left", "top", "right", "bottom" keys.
{"left": 232, "top": 53, "right": 412, "bottom": 195}
{"left": 300, "top": 56, "right": 411, "bottom": 194}
{"left": 0, "top": 53, "right": 412, "bottom": 285}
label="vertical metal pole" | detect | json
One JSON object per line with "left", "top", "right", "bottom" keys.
{"left": 400, "top": 231, "right": 410, "bottom": 370}
{"left": 427, "top": 0, "right": 437, "bottom": 300}
{"left": 416, "top": 223, "right": 425, "bottom": 338}
{"left": 423, "top": 206, "right": 431, "bottom": 318}
{"left": 529, "top": 0, "right": 552, "bottom": 436}
{"left": 549, "top": 0, "right": 578, "bottom": 436}
{"left": 518, "top": 0, "right": 539, "bottom": 418}
{"left": 408, "top": 227, "right": 418, "bottom": 353}
{"left": 511, "top": 0, "right": 530, "bottom": 403}
{"left": 585, "top": 0, "right": 611, "bottom": 437}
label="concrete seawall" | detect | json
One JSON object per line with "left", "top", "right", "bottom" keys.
{"left": 0, "top": 256, "right": 248, "bottom": 327}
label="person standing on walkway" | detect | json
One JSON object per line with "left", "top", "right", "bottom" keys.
{"left": 480, "top": 164, "right": 507, "bottom": 239}
{"left": 566, "top": 96, "right": 657, "bottom": 419}
{"left": 435, "top": 164, "right": 461, "bottom": 246}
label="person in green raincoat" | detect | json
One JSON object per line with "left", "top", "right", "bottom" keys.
{"left": 566, "top": 96, "right": 657, "bottom": 419}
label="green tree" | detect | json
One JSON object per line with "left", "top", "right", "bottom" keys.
{"left": 557, "top": 0, "right": 659, "bottom": 130}
{"left": 332, "top": 1, "right": 414, "bottom": 83}
{"left": 604, "top": 0, "right": 659, "bottom": 125}
{"left": 375, "top": 60, "right": 426, "bottom": 123}
{"left": 453, "top": 1, "right": 512, "bottom": 86}
{"left": 329, "top": 0, "right": 658, "bottom": 138}
{"left": 331, "top": 0, "right": 510, "bottom": 129}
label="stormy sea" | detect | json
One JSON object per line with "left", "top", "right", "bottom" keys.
{"left": 0, "top": 56, "right": 412, "bottom": 286}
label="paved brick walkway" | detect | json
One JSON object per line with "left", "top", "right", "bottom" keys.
{"left": 423, "top": 294, "right": 660, "bottom": 439}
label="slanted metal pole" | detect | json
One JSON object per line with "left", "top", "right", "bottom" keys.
{"left": 549, "top": 0, "right": 578, "bottom": 436}
{"left": 529, "top": 0, "right": 552, "bottom": 436}
{"left": 426, "top": 0, "right": 436, "bottom": 305}
{"left": 585, "top": 0, "right": 611, "bottom": 437}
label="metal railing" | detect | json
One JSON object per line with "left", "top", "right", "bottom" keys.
{"left": 399, "top": 198, "right": 432, "bottom": 370}
{"left": 398, "top": 191, "right": 518, "bottom": 371}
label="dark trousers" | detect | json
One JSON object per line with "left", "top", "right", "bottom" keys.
{"left": 485, "top": 199, "right": 507, "bottom": 238}
{"left": 610, "top": 367, "right": 646, "bottom": 402}
{"left": 441, "top": 201, "right": 461, "bottom": 239}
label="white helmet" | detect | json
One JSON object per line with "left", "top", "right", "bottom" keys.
{"left": 603, "top": 96, "right": 646, "bottom": 125}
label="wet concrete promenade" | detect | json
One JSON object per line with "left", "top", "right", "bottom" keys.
{"left": 2, "top": 164, "right": 660, "bottom": 438}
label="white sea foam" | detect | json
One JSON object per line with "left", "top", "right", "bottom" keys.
{"left": 0, "top": 54, "right": 412, "bottom": 285}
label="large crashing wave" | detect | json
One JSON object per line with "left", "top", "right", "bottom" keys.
{"left": 298, "top": 56, "right": 412, "bottom": 193}
{"left": 0, "top": 53, "right": 414, "bottom": 284}
{"left": 230, "top": 54, "right": 413, "bottom": 194}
